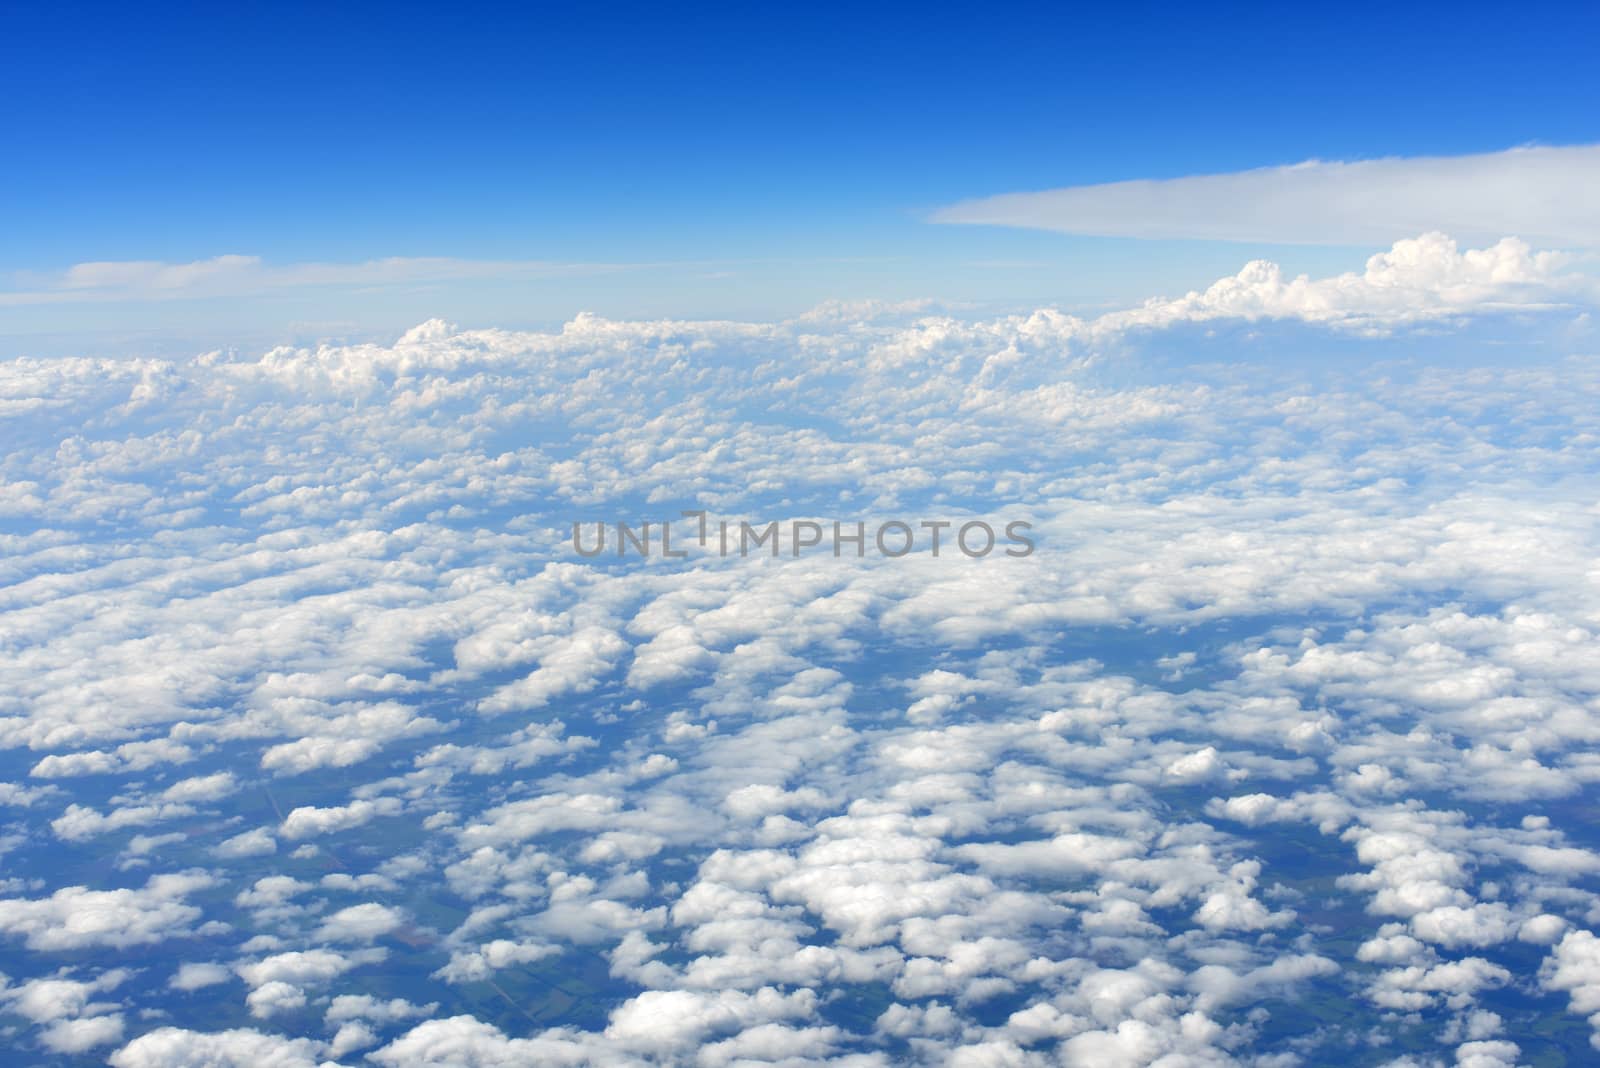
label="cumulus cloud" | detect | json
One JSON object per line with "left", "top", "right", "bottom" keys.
{"left": 313, "top": 903, "right": 407, "bottom": 943}
{"left": 169, "top": 962, "right": 233, "bottom": 992}
{"left": 235, "top": 948, "right": 371, "bottom": 989}
{"left": 109, "top": 1027, "right": 327, "bottom": 1068}
{"left": 0, "top": 872, "right": 212, "bottom": 950}
{"left": 50, "top": 801, "right": 196, "bottom": 841}
{"left": 213, "top": 827, "right": 277, "bottom": 858}
{"left": 160, "top": 771, "right": 238, "bottom": 803}
{"left": 279, "top": 797, "right": 402, "bottom": 840}
{"left": 933, "top": 143, "right": 1600, "bottom": 246}
{"left": 1544, "top": 930, "right": 1600, "bottom": 1049}
{"left": 1093, "top": 232, "right": 1583, "bottom": 331}
{"left": 432, "top": 939, "right": 560, "bottom": 984}
{"left": 604, "top": 987, "right": 819, "bottom": 1051}
{"left": 369, "top": 1016, "right": 593, "bottom": 1066}
{"left": 41, "top": 1012, "right": 127, "bottom": 1053}
{"left": 6, "top": 282, "right": 1600, "bottom": 1064}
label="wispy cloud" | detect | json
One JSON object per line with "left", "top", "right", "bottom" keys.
{"left": 2, "top": 255, "right": 637, "bottom": 306}
{"left": 932, "top": 144, "right": 1600, "bottom": 247}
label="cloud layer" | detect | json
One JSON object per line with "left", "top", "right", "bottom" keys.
{"left": 934, "top": 143, "right": 1600, "bottom": 247}
{"left": 1, "top": 250, "right": 1599, "bottom": 1064}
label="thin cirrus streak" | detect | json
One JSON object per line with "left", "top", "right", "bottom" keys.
{"left": 0, "top": 255, "right": 643, "bottom": 306}
{"left": 932, "top": 143, "right": 1600, "bottom": 247}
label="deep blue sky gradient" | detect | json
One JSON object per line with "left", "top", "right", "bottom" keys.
{"left": 4, "top": 2, "right": 1599, "bottom": 341}
{"left": 9, "top": 2, "right": 1600, "bottom": 262}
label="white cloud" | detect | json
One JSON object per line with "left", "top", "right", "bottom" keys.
{"left": 1543, "top": 930, "right": 1600, "bottom": 1049}
{"left": 1162, "top": 746, "right": 1226, "bottom": 784}
{"left": 40, "top": 1013, "right": 127, "bottom": 1054}
{"left": 235, "top": 948, "right": 377, "bottom": 989}
{"left": 1410, "top": 903, "right": 1519, "bottom": 949}
{"left": 213, "top": 827, "right": 277, "bottom": 858}
{"left": 369, "top": 1016, "right": 596, "bottom": 1066}
{"left": 109, "top": 1027, "right": 327, "bottom": 1068}
{"left": 6, "top": 281, "right": 1600, "bottom": 1063}
{"left": 260, "top": 735, "right": 381, "bottom": 774}
{"left": 324, "top": 994, "right": 437, "bottom": 1024}
{"left": 933, "top": 143, "right": 1600, "bottom": 246}
{"left": 279, "top": 796, "right": 401, "bottom": 840}
{"left": 2, "top": 255, "right": 638, "bottom": 306}
{"left": 31, "top": 738, "right": 195, "bottom": 778}
{"left": 169, "top": 962, "right": 233, "bottom": 992}
{"left": 3, "top": 970, "right": 129, "bottom": 1022}
{"left": 1092, "top": 233, "right": 1583, "bottom": 332}
{"left": 235, "top": 875, "right": 312, "bottom": 911}
{"left": 313, "top": 903, "right": 407, "bottom": 943}
{"left": 50, "top": 801, "right": 195, "bottom": 841}
{"left": 0, "top": 781, "right": 56, "bottom": 806}
{"left": 604, "top": 987, "right": 818, "bottom": 1051}
{"left": 160, "top": 771, "right": 238, "bottom": 803}
{"left": 245, "top": 980, "right": 306, "bottom": 1018}
{"left": 0, "top": 872, "right": 212, "bottom": 950}
{"left": 433, "top": 939, "right": 560, "bottom": 984}
{"left": 227, "top": 947, "right": 386, "bottom": 1022}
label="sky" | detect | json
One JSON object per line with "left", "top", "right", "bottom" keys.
{"left": 5, "top": 1, "right": 1600, "bottom": 350}
{"left": 11, "top": 7, "right": 1600, "bottom": 1068}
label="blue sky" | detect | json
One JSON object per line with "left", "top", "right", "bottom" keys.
{"left": 5, "top": 2, "right": 1600, "bottom": 346}
{"left": 11, "top": 10, "right": 1600, "bottom": 1066}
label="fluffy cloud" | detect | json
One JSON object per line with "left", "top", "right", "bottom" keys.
{"left": 40, "top": 1012, "right": 127, "bottom": 1053}
{"left": 0, "top": 873, "right": 212, "bottom": 950}
{"left": 313, "top": 903, "right": 407, "bottom": 943}
{"left": 1543, "top": 930, "right": 1600, "bottom": 1049}
{"left": 432, "top": 939, "right": 561, "bottom": 984}
{"left": 109, "top": 1027, "right": 327, "bottom": 1068}
{"left": 279, "top": 797, "right": 402, "bottom": 840}
{"left": 213, "top": 827, "right": 277, "bottom": 858}
{"left": 169, "top": 962, "right": 233, "bottom": 991}
{"left": 1092, "top": 233, "right": 1580, "bottom": 332}
{"left": 6, "top": 276, "right": 1600, "bottom": 1064}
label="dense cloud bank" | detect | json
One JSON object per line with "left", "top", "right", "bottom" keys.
{"left": 3, "top": 239, "right": 1600, "bottom": 1065}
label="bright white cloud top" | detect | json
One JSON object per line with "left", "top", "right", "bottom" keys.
{"left": 3, "top": 238, "right": 1600, "bottom": 1065}
{"left": 934, "top": 143, "right": 1600, "bottom": 247}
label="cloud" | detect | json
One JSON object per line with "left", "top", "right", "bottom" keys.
{"left": 1, "top": 254, "right": 640, "bottom": 307}
{"left": 0, "top": 873, "right": 213, "bottom": 950}
{"left": 160, "top": 771, "right": 238, "bottom": 803}
{"left": 50, "top": 800, "right": 196, "bottom": 841}
{"left": 109, "top": 1027, "right": 327, "bottom": 1068}
{"left": 368, "top": 1016, "right": 594, "bottom": 1066}
{"left": 169, "top": 962, "right": 233, "bottom": 992}
{"left": 233, "top": 948, "right": 385, "bottom": 1021}
{"left": 41, "top": 1013, "right": 127, "bottom": 1054}
{"left": 1092, "top": 232, "right": 1585, "bottom": 331}
{"left": 244, "top": 980, "right": 305, "bottom": 1018}
{"left": 3, "top": 969, "right": 129, "bottom": 1022}
{"left": 933, "top": 143, "right": 1600, "bottom": 247}
{"left": 1543, "top": 930, "right": 1600, "bottom": 1049}
{"left": 213, "top": 827, "right": 277, "bottom": 859}
{"left": 324, "top": 994, "right": 437, "bottom": 1025}
{"left": 433, "top": 939, "right": 560, "bottom": 984}
{"left": 279, "top": 797, "right": 402, "bottom": 840}
{"left": 603, "top": 987, "right": 819, "bottom": 1052}
{"left": 7, "top": 285, "right": 1600, "bottom": 1063}
{"left": 313, "top": 903, "right": 407, "bottom": 943}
